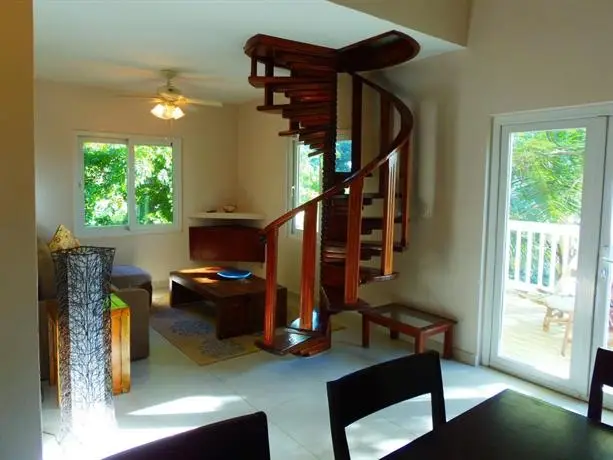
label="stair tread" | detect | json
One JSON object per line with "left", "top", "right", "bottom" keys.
{"left": 254, "top": 328, "right": 322, "bottom": 355}
{"left": 324, "top": 240, "right": 405, "bottom": 252}
{"left": 323, "top": 286, "right": 372, "bottom": 312}
{"left": 279, "top": 126, "right": 332, "bottom": 137}
{"left": 362, "top": 215, "right": 403, "bottom": 224}
{"left": 322, "top": 263, "right": 399, "bottom": 284}
{"left": 249, "top": 76, "right": 334, "bottom": 89}
{"left": 331, "top": 192, "right": 402, "bottom": 200}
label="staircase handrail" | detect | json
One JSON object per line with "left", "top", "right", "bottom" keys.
{"left": 261, "top": 73, "right": 413, "bottom": 235}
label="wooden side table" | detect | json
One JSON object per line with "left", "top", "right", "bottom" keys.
{"left": 110, "top": 294, "right": 131, "bottom": 394}
{"left": 48, "top": 293, "right": 131, "bottom": 403}
{"left": 360, "top": 303, "right": 456, "bottom": 358}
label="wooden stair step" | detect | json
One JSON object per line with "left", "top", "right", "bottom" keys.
{"left": 279, "top": 125, "right": 332, "bottom": 137}
{"left": 331, "top": 192, "right": 401, "bottom": 200}
{"left": 288, "top": 61, "right": 337, "bottom": 74}
{"left": 248, "top": 76, "right": 334, "bottom": 89}
{"left": 360, "top": 215, "right": 403, "bottom": 235}
{"left": 254, "top": 328, "right": 323, "bottom": 356}
{"left": 322, "top": 240, "right": 405, "bottom": 261}
{"left": 299, "top": 131, "right": 333, "bottom": 144}
{"left": 257, "top": 102, "right": 332, "bottom": 115}
{"left": 288, "top": 94, "right": 333, "bottom": 103}
{"left": 321, "top": 263, "right": 399, "bottom": 287}
{"left": 322, "top": 286, "right": 372, "bottom": 312}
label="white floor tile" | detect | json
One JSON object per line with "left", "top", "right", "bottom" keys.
{"left": 41, "top": 313, "right": 613, "bottom": 460}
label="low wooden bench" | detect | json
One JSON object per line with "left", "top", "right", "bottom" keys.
{"left": 360, "top": 303, "right": 457, "bottom": 358}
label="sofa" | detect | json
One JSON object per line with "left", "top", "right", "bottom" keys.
{"left": 37, "top": 237, "right": 151, "bottom": 380}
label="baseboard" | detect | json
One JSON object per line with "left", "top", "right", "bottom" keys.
{"left": 152, "top": 280, "right": 168, "bottom": 290}
{"left": 451, "top": 348, "right": 478, "bottom": 366}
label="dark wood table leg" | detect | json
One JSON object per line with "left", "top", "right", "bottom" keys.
{"left": 361, "top": 315, "right": 370, "bottom": 348}
{"left": 414, "top": 333, "right": 425, "bottom": 354}
{"left": 169, "top": 279, "right": 203, "bottom": 307}
{"left": 443, "top": 326, "right": 454, "bottom": 359}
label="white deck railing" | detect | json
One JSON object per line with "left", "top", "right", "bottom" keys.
{"left": 506, "top": 220, "right": 580, "bottom": 293}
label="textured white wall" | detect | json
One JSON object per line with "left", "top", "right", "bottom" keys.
{"left": 0, "top": 1, "right": 43, "bottom": 458}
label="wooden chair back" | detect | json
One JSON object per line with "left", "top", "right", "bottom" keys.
{"left": 588, "top": 347, "right": 613, "bottom": 423}
{"left": 326, "top": 351, "right": 446, "bottom": 459}
{"left": 103, "top": 411, "right": 271, "bottom": 460}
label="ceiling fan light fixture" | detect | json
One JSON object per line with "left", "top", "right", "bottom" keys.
{"left": 151, "top": 102, "right": 185, "bottom": 120}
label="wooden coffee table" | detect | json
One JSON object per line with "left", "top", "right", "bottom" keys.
{"left": 169, "top": 267, "right": 288, "bottom": 339}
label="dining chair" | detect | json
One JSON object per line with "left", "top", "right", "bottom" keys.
{"left": 326, "top": 351, "right": 446, "bottom": 460}
{"left": 103, "top": 411, "right": 271, "bottom": 460}
{"left": 588, "top": 347, "right": 613, "bottom": 423}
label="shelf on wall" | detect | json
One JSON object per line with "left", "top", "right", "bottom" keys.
{"left": 189, "top": 212, "right": 265, "bottom": 221}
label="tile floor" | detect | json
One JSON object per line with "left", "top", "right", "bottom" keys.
{"left": 42, "top": 312, "right": 613, "bottom": 460}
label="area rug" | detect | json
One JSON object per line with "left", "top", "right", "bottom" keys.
{"left": 150, "top": 292, "right": 344, "bottom": 366}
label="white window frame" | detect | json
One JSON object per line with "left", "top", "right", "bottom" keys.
{"left": 289, "top": 138, "right": 321, "bottom": 236}
{"left": 288, "top": 130, "right": 352, "bottom": 236}
{"left": 74, "top": 131, "right": 182, "bottom": 237}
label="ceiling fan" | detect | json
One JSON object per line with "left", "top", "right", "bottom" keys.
{"left": 126, "top": 69, "right": 223, "bottom": 120}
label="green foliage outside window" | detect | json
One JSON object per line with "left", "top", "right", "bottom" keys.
{"left": 83, "top": 142, "right": 129, "bottom": 227}
{"left": 510, "top": 129, "right": 585, "bottom": 224}
{"left": 508, "top": 128, "right": 585, "bottom": 286}
{"left": 134, "top": 145, "right": 174, "bottom": 225}
{"left": 82, "top": 141, "right": 175, "bottom": 228}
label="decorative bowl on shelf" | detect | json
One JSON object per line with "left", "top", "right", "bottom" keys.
{"left": 217, "top": 269, "right": 252, "bottom": 280}
{"left": 222, "top": 205, "right": 237, "bottom": 213}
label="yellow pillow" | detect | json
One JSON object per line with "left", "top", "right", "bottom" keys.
{"left": 48, "top": 224, "right": 81, "bottom": 252}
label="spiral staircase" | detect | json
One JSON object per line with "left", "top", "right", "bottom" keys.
{"left": 244, "top": 31, "right": 419, "bottom": 356}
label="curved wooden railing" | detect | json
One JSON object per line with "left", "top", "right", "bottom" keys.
{"left": 259, "top": 73, "right": 414, "bottom": 347}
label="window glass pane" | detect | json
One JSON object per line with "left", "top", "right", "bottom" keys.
{"left": 295, "top": 143, "right": 321, "bottom": 231}
{"left": 134, "top": 144, "right": 174, "bottom": 225}
{"left": 335, "top": 139, "right": 352, "bottom": 173}
{"left": 83, "top": 141, "right": 128, "bottom": 227}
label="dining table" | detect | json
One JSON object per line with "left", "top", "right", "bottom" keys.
{"left": 383, "top": 389, "right": 613, "bottom": 459}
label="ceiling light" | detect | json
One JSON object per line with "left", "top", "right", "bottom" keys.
{"left": 151, "top": 103, "right": 185, "bottom": 120}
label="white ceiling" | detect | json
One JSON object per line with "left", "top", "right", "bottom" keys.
{"left": 34, "top": 0, "right": 461, "bottom": 103}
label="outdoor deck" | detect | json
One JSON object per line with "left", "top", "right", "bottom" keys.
{"left": 500, "top": 289, "right": 572, "bottom": 379}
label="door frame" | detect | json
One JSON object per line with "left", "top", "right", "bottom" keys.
{"left": 482, "top": 102, "right": 613, "bottom": 399}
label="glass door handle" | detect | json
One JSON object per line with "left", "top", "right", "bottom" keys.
{"left": 603, "top": 257, "right": 613, "bottom": 264}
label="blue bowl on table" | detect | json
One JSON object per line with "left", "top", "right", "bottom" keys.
{"left": 217, "top": 269, "right": 252, "bottom": 280}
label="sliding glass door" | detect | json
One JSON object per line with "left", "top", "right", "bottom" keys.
{"left": 487, "top": 115, "right": 611, "bottom": 397}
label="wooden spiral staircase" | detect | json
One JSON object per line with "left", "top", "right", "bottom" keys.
{"left": 244, "top": 31, "right": 420, "bottom": 356}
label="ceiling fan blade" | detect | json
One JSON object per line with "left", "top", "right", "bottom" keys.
{"left": 184, "top": 97, "right": 223, "bottom": 107}
{"left": 183, "top": 104, "right": 200, "bottom": 113}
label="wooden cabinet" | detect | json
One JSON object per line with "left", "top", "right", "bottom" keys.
{"left": 189, "top": 225, "right": 265, "bottom": 262}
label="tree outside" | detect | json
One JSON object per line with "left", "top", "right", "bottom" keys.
{"left": 510, "top": 129, "right": 585, "bottom": 224}
{"left": 508, "top": 128, "right": 585, "bottom": 286}
{"left": 83, "top": 141, "right": 174, "bottom": 228}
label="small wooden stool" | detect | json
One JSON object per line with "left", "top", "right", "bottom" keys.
{"left": 360, "top": 303, "right": 456, "bottom": 358}
{"left": 48, "top": 293, "right": 131, "bottom": 403}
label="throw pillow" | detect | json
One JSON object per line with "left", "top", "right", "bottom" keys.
{"left": 48, "top": 224, "right": 81, "bottom": 252}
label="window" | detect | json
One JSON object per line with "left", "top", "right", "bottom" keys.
{"left": 76, "top": 134, "right": 181, "bottom": 236}
{"left": 291, "top": 133, "right": 352, "bottom": 232}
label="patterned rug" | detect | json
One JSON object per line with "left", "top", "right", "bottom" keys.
{"left": 150, "top": 293, "right": 344, "bottom": 366}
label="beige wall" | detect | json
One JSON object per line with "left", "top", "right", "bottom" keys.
{"left": 35, "top": 81, "right": 238, "bottom": 283}
{"left": 381, "top": 0, "right": 613, "bottom": 362}
{"left": 235, "top": 99, "right": 303, "bottom": 291}
{"left": 0, "top": 1, "right": 43, "bottom": 458}
{"left": 329, "top": 0, "right": 471, "bottom": 45}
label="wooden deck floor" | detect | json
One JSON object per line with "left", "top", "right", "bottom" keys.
{"left": 499, "top": 289, "right": 572, "bottom": 379}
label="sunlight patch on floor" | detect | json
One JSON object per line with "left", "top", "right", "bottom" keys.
{"left": 129, "top": 395, "right": 243, "bottom": 416}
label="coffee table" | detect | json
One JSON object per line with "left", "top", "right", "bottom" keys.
{"left": 169, "top": 266, "right": 288, "bottom": 339}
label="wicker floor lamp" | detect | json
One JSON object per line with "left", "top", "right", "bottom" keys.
{"left": 52, "top": 246, "right": 116, "bottom": 446}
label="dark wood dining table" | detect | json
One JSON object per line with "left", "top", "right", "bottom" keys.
{"left": 383, "top": 389, "right": 613, "bottom": 459}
